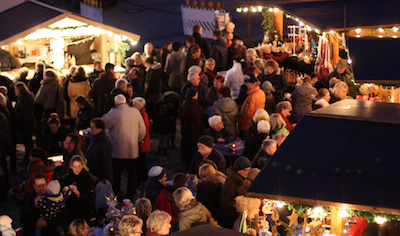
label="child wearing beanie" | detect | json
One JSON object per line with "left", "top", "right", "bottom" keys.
{"left": 35, "top": 180, "right": 72, "bottom": 236}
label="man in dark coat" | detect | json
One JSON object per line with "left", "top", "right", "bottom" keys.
{"left": 88, "top": 60, "right": 104, "bottom": 86}
{"left": 211, "top": 30, "right": 228, "bottom": 72}
{"left": 180, "top": 87, "right": 207, "bottom": 168}
{"left": 60, "top": 133, "right": 84, "bottom": 178}
{"left": 220, "top": 156, "right": 251, "bottom": 228}
{"left": 128, "top": 67, "right": 144, "bottom": 97}
{"left": 180, "top": 71, "right": 206, "bottom": 106}
{"left": 90, "top": 63, "right": 116, "bottom": 116}
{"left": 189, "top": 135, "right": 226, "bottom": 174}
{"left": 86, "top": 118, "right": 113, "bottom": 185}
{"left": 180, "top": 45, "right": 203, "bottom": 82}
{"left": 228, "top": 34, "right": 247, "bottom": 68}
{"left": 20, "top": 173, "right": 68, "bottom": 236}
{"left": 192, "top": 25, "right": 210, "bottom": 58}
{"left": 203, "top": 115, "right": 235, "bottom": 143}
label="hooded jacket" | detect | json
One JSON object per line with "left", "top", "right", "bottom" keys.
{"left": 224, "top": 63, "right": 245, "bottom": 100}
{"left": 68, "top": 73, "right": 90, "bottom": 118}
{"left": 238, "top": 86, "right": 266, "bottom": 131}
{"left": 34, "top": 75, "right": 64, "bottom": 118}
{"left": 15, "top": 92, "right": 35, "bottom": 135}
{"left": 212, "top": 97, "right": 239, "bottom": 139}
{"left": 291, "top": 81, "right": 318, "bottom": 122}
{"left": 145, "top": 62, "right": 163, "bottom": 95}
{"left": 177, "top": 202, "right": 208, "bottom": 231}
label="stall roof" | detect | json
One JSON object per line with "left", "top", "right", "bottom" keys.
{"left": 275, "top": 0, "right": 400, "bottom": 30}
{"left": 0, "top": 0, "right": 140, "bottom": 45}
{"left": 247, "top": 100, "right": 400, "bottom": 215}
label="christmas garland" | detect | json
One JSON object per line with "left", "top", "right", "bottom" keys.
{"left": 45, "top": 25, "right": 90, "bottom": 31}
{"left": 281, "top": 201, "right": 400, "bottom": 223}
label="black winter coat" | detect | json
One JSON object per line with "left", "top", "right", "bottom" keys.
{"left": 15, "top": 92, "right": 35, "bottom": 135}
{"left": 203, "top": 127, "right": 235, "bottom": 144}
{"left": 193, "top": 32, "right": 210, "bottom": 58}
{"left": 189, "top": 148, "right": 226, "bottom": 174}
{"left": 180, "top": 53, "right": 203, "bottom": 82}
{"left": 0, "top": 112, "right": 9, "bottom": 158}
{"left": 86, "top": 131, "right": 113, "bottom": 185}
{"left": 180, "top": 99, "right": 206, "bottom": 146}
{"left": 145, "top": 62, "right": 163, "bottom": 95}
{"left": 90, "top": 71, "right": 116, "bottom": 116}
{"left": 63, "top": 169, "right": 97, "bottom": 223}
{"left": 244, "top": 131, "right": 269, "bottom": 161}
{"left": 75, "top": 104, "right": 96, "bottom": 131}
{"left": 211, "top": 38, "right": 228, "bottom": 71}
{"left": 220, "top": 167, "right": 245, "bottom": 228}
{"left": 196, "top": 175, "right": 223, "bottom": 221}
{"left": 29, "top": 72, "right": 43, "bottom": 95}
{"left": 39, "top": 125, "right": 71, "bottom": 156}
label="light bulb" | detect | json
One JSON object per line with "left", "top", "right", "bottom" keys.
{"left": 379, "top": 35, "right": 383, "bottom": 38}
{"left": 236, "top": 8, "right": 242, "bottom": 13}
{"left": 393, "top": 27, "right": 398, "bottom": 33}
{"left": 355, "top": 28, "right": 361, "bottom": 34}
{"left": 376, "top": 216, "right": 386, "bottom": 225}
{"left": 268, "top": 8, "right": 273, "bottom": 12}
{"left": 295, "top": 18, "right": 299, "bottom": 22}
{"left": 313, "top": 207, "right": 323, "bottom": 215}
{"left": 315, "top": 29, "right": 320, "bottom": 34}
{"left": 347, "top": 58, "right": 352, "bottom": 64}
{"left": 329, "top": 30, "right": 334, "bottom": 35}
{"left": 299, "top": 22, "right": 304, "bottom": 27}
{"left": 276, "top": 202, "right": 284, "bottom": 208}
{"left": 378, "top": 28, "right": 384, "bottom": 33}
{"left": 340, "top": 209, "right": 348, "bottom": 218}
{"left": 251, "top": 7, "right": 256, "bottom": 12}
{"left": 257, "top": 6, "right": 262, "bottom": 11}
{"left": 243, "top": 7, "right": 248, "bottom": 12}
{"left": 273, "top": 8, "right": 279, "bottom": 13}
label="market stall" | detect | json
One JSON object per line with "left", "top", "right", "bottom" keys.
{"left": 245, "top": 99, "right": 400, "bottom": 235}
{"left": 0, "top": 0, "right": 140, "bottom": 76}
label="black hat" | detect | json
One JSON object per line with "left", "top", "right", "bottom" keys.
{"left": 234, "top": 156, "right": 251, "bottom": 171}
{"left": 233, "top": 34, "right": 242, "bottom": 41}
{"left": 198, "top": 135, "right": 214, "bottom": 147}
{"left": 244, "top": 72, "right": 258, "bottom": 83}
{"left": 186, "top": 87, "right": 198, "bottom": 99}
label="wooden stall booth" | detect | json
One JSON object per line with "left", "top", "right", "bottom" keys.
{"left": 0, "top": 0, "right": 140, "bottom": 75}
{"left": 246, "top": 100, "right": 400, "bottom": 235}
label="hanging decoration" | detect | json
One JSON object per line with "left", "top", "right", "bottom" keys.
{"left": 236, "top": 6, "right": 321, "bottom": 34}
{"left": 261, "top": 9, "right": 282, "bottom": 44}
{"left": 65, "top": 35, "right": 97, "bottom": 46}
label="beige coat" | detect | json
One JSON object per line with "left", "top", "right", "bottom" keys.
{"left": 68, "top": 80, "right": 90, "bottom": 118}
{"left": 102, "top": 103, "right": 146, "bottom": 159}
{"left": 34, "top": 76, "right": 64, "bottom": 118}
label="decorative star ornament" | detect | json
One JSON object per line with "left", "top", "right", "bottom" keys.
{"left": 287, "top": 210, "right": 300, "bottom": 227}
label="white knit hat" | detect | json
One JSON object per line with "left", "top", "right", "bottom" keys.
{"left": 47, "top": 180, "right": 61, "bottom": 195}
{"left": 148, "top": 166, "right": 166, "bottom": 180}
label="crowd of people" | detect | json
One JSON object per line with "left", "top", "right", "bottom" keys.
{"left": 0, "top": 22, "right": 355, "bottom": 236}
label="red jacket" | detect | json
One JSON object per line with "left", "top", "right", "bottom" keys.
{"left": 277, "top": 111, "right": 294, "bottom": 131}
{"left": 263, "top": 52, "right": 289, "bottom": 63}
{"left": 140, "top": 108, "right": 151, "bottom": 152}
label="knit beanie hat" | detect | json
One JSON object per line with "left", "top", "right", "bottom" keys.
{"left": 198, "top": 135, "right": 214, "bottom": 148}
{"left": 186, "top": 87, "right": 198, "bottom": 99}
{"left": 0, "top": 215, "right": 12, "bottom": 229}
{"left": 148, "top": 166, "right": 166, "bottom": 180}
{"left": 47, "top": 180, "right": 61, "bottom": 195}
{"left": 337, "top": 59, "right": 348, "bottom": 68}
{"left": 234, "top": 156, "right": 251, "bottom": 171}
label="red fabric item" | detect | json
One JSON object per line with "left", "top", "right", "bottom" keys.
{"left": 29, "top": 160, "right": 53, "bottom": 182}
{"left": 277, "top": 111, "right": 294, "bottom": 131}
{"left": 263, "top": 52, "right": 289, "bottom": 63}
{"left": 204, "top": 68, "right": 216, "bottom": 80}
{"left": 140, "top": 108, "right": 151, "bottom": 152}
{"left": 347, "top": 217, "right": 367, "bottom": 236}
{"left": 155, "top": 189, "right": 178, "bottom": 224}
